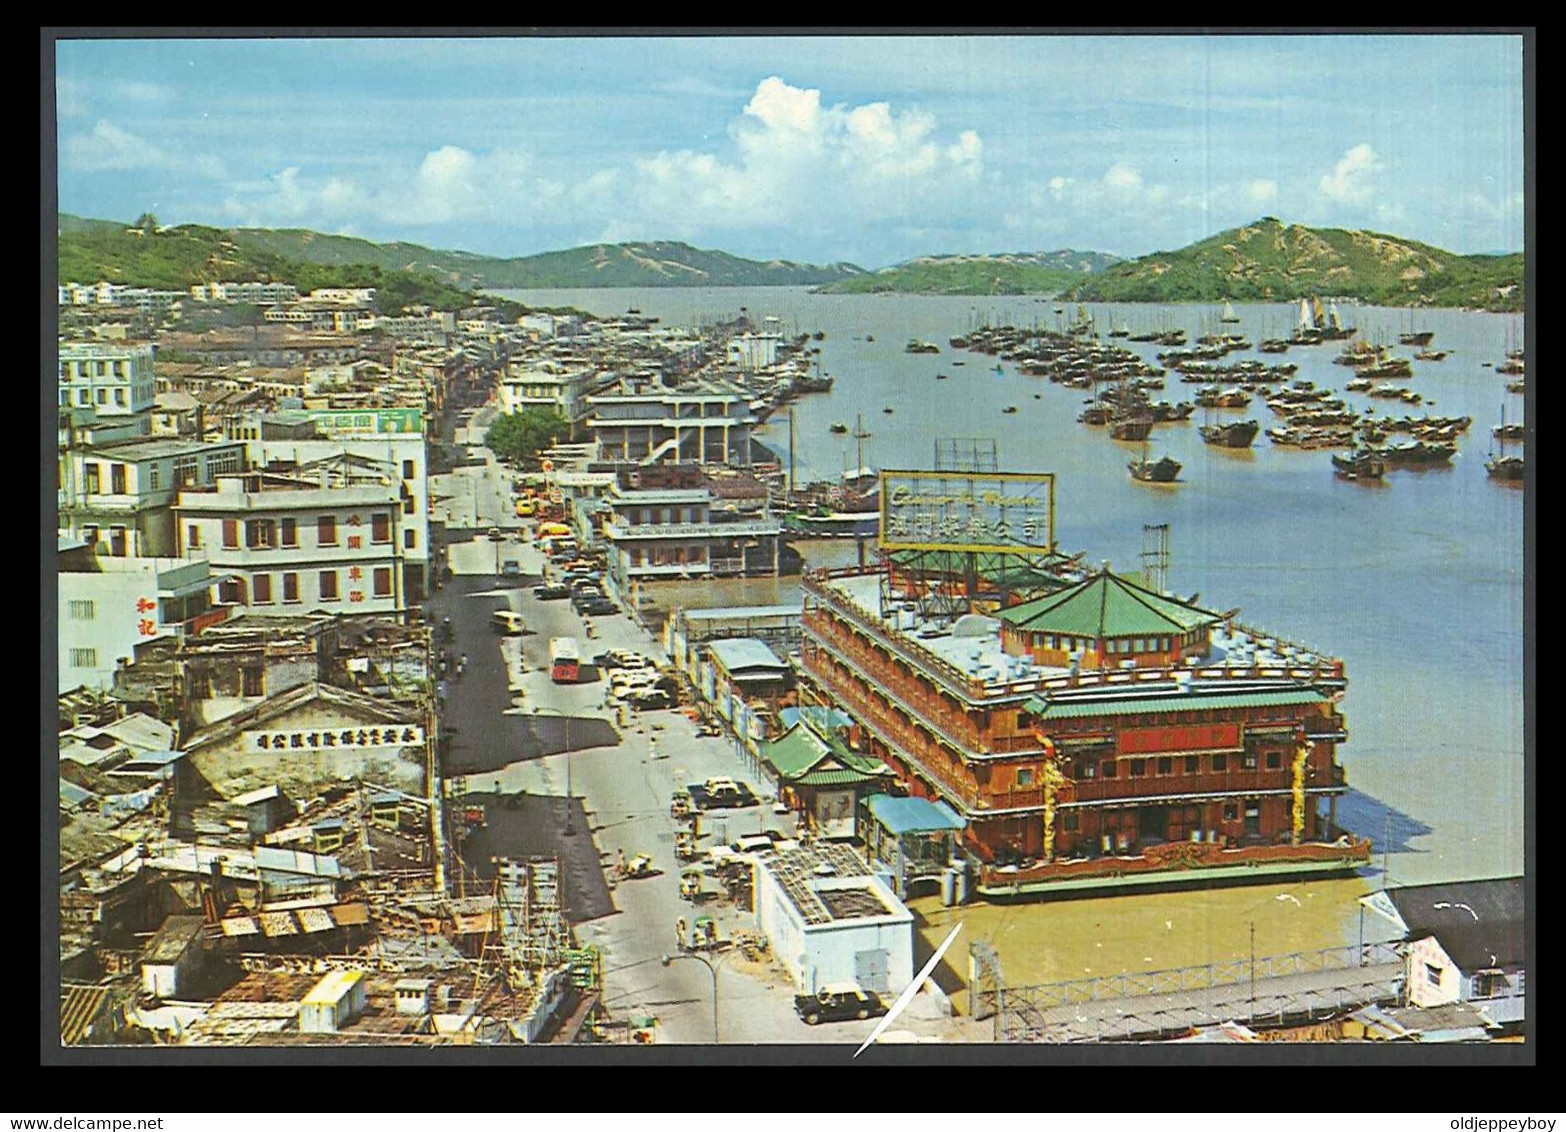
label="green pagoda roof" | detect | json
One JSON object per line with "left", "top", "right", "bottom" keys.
{"left": 1023, "top": 688, "right": 1328, "bottom": 720}
{"left": 762, "top": 722, "right": 889, "bottom": 784}
{"left": 999, "top": 568, "right": 1223, "bottom": 638}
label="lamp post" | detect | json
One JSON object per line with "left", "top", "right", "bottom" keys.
{"left": 532, "top": 705, "right": 574, "bottom": 835}
{"left": 661, "top": 952, "right": 719, "bottom": 1044}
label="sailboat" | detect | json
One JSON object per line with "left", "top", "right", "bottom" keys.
{"left": 1321, "top": 300, "right": 1355, "bottom": 341}
{"left": 1128, "top": 438, "right": 1181, "bottom": 483}
{"left": 1399, "top": 306, "right": 1434, "bottom": 347}
{"left": 1291, "top": 297, "right": 1323, "bottom": 345}
{"left": 1220, "top": 300, "right": 1240, "bottom": 324}
{"left": 1486, "top": 403, "right": 1524, "bottom": 480}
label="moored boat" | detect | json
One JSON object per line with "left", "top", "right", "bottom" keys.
{"left": 905, "top": 339, "right": 941, "bottom": 354}
{"left": 1332, "top": 448, "right": 1387, "bottom": 480}
{"left": 1486, "top": 453, "right": 1525, "bottom": 481}
{"left": 1110, "top": 415, "right": 1155, "bottom": 441}
{"left": 1199, "top": 419, "right": 1260, "bottom": 448}
{"left": 1128, "top": 452, "right": 1182, "bottom": 483}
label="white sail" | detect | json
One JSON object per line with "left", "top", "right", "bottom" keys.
{"left": 1329, "top": 301, "right": 1343, "bottom": 331}
{"left": 1223, "top": 301, "right": 1236, "bottom": 319}
{"left": 1298, "top": 297, "right": 1315, "bottom": 330}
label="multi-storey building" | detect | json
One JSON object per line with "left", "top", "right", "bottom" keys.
{"left": 188, "top": 281, "right": 300, "bottom": 305}
{"left": 58, "top": 546, "right": 230, "bottom": 692}
{"left": 59, "top": 438, "right": 249, "bottom": 558}
{"left": 174, "top": 456, "right": 407, "bottom": 617}
{"left": 585, "top": 376, "right": 758, "bottom": 466}
{"left": 799, "top": 563, "right": 1370, "bottom": 898}
{"left": 601, "top": 465, "right": 781, "bottom": 592}
{"left": 58, "top": 342, "right": 157, "bottom": 442}
{"left": 498, "top": 364, "right": 600, "bottom": 424}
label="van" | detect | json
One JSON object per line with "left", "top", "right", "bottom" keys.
{"left": 490, "top": 610, "right": 525, "bottom": 635}
{"left": 729, "top": 834, "right": 774, "bottom": 855}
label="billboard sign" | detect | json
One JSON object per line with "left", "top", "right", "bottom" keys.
{"left": 879, "top": 470, "right": 1055, "bottom": 555}
{"left": 307, "top": 408, "right": 424, "bottom": 436}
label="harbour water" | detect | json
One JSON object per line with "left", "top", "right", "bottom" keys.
{"left": 498, "top": 286, "right": 1526, "bottom": 979}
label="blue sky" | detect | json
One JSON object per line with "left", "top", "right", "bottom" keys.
{"left": 54, "top": 33, "right": 1527, "bottom": 267}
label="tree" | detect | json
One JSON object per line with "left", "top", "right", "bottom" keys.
{"left": 133, "top": 212, "right": 160, "bottom": 234}
{"left": 484, "top": 408, "right": 572, "bottom": 465}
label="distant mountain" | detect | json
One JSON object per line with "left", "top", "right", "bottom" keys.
{"left": 821, "top": 249, "right": 1121, "bottom": 295}
{"left": 1070, "top": 217, "right": 1524, "bottom": 310}
{"left": 227, "top": 230, "right": 866, "bottom": 289}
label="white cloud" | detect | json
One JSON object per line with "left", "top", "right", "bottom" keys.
{"left": 64, "top": 119, "right": 225, "bottom": 178}
{"left": 56, "top": 78, "right": 89, "bottom": 118}
{"left": 614, "top": 77, "right": 984, "bottom": 235}
{"left": 1318, "top": 143, "right": 1382, "bottom": 206}
{"left": 1243, "top": 179, "right": 1278, "bottom": 205}
{"left": 117, "top": 81, "right": 171, "bottom": 102}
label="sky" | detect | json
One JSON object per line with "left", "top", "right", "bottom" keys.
{"left": 52, "top": 33, "right": 1528, "bottom": 269}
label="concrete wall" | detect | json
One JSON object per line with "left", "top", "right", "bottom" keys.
{"left": 1406, "top": 935, "right": 1463, "bottom": 1008}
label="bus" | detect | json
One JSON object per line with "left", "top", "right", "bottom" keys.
{"left": 549, "top": 637, "right": 581, "bottom": 683}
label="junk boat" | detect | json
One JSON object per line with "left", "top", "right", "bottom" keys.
{"left": 1332, "top": 448, "right": 1388, "bottom": 480}
{"left": 905, "top": 339, "right": 941, "bottom": 354}
{"left": 1128, "top": 448, "right": 1182, "bottom": 483}
{"left": 1199, "top": 419, "right": 1260, "bottom": 448}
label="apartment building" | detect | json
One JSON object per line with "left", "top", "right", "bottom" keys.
{"left": 586, "top": 376, "right": 758, "bottom": 466}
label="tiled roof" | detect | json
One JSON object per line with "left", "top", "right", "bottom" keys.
{"left": 1001, "top": 568, "right": 1222, "bottom": 637}
{"left": 1023, "top": 688, "right": 1328, "bottom": 720}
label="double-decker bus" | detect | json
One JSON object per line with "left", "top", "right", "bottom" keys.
{"left": 549, "top": 637, "right": 581, "bottom": 683}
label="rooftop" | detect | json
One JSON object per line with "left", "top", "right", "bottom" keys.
{"left": 862, "top": 794, "right": 966, "bottom": 836}
{"left": 1001, "top": 568, "right": 1223, "bottom": 637}
{"left": 756, "top": 842, "right": 911, "bottom": 927}
{"left": 706, "top": 637, "right": 787, "bottom": 675}
{"left": 144, "top": 915, "right": 207, "bottom": 964}
{"left": 1367, "top": 877, "right": 1525, "bottom": 972}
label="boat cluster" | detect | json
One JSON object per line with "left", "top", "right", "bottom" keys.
{"left": 1173, "top": 359, "right": 1299, "bottom": 383}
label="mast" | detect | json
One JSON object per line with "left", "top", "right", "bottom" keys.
{"left": 787, "top": 406, "right": 796, "bottom": 502}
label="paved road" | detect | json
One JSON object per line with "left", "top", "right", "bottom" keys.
{"left": 426, "top": 428, "right": 962, "bottom": 1047}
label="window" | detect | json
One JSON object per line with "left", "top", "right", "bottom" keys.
{"left": 110, "top": 464, "right": 126, "bottom": 494}
{"left": 175, "top": 456, "right": 200, "bottom": 486}
{"left": 1223, "top": 803, "right": 1238, "bottom": 822}
{"left": 1185, "top": 755, "right": 1199, "bottom": 774}
{"left": 222, "top": 519, "right": 238, "bottom": 549}
{"left": 319, "top": 570, "right": 339, "bottom": 602}
{"left": 402, "top": 459, "right": 415, "bottom": 479}
{"left": 245, "top": 519, "right": 276, "bottom": 548}
{"left": 77, "top": 389, "right": 89, "bottom": 406}
{"left": 1266, "top": 750, "right": 1283, "bottom": 770}
{"left": 67, "top": 600, "right": 96, "bottom": 620}
{"left": 114, "top": 388, "right": 126, "bottom": 406}
{"left": 84, "top": 464, "right": 100, "bottom": 494}
{"left": 1015, "top": 768, "right": 1035, "bottom": 788}
{"left": 404, "top": 529, "right": 416, "bottom": 549}
{"left": 68, "top": 648, "right": 97, "bottom": 668}
{"left": 282, "top": 572, "right": 299, "bottom": 603}
{"left": 1075, "top": 760, "right": 1096, "bottom": 780}
{"left": 373, "top": 567, "right": 392, "bottom": 597}
{"left": 280, "top": 517, "right": 297, "bottom": 547}
{"left": 1062, "top": 813, "right": 1079, "bottom": 832}
{"left": 1425, "top": 963, "right": 1444, "bottom": 986}
{"left": 403, "top": 496, "right": 415, "bottom": 515}
{"left": 1242, "top": 751, "right": 1258, "bottom": 770}
{"left": 218, "top": 579, "right": 243, "bottom": 604}
{"left": 149, "top": 466, "right": 160, "bottom": 491}
{"left": 1157, "top": 756, "right": 1173, "bottom": 776}
{"left": 371, "top": 513, "right": 392, "bottom": 544}
{"left": 242, "top": 666, "right": 265, "bottom": 697}
{"left": 96, "top": 388, "right": 108, "bottom": 404}
{"left": 109, "top": 528, "right": 127, "bottom": 557}
{"left": 1101, "top": 760, "right": 1118, "bottom": 778}
{"left": 253, "top": 573, "right": 273, "bottom": 603}
{"left": 187, "top": 524, "right": 202, "bottom": 551}
{"left": 318, "top": 515, "right": 338, "bottom": 546}
{"left": 1130, "top": 758, "right": 1146, "bottom": 778}
{"left": 1212, "top": 753, "right": 1228, "bottom": 773}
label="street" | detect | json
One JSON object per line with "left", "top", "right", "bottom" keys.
{"left": 425, "top": 402, "right": 963, "bottom": 1046}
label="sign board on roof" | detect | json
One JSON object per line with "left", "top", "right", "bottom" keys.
{"left": 879, "top": 470, "right": 1056, "bottom": 556}
{"left": 242, "top": 726, "right": 423, "bottom": 753}
{"left": 306, "top": 408, "right": 423, "bottom": 436}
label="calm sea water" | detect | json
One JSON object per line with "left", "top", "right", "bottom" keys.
{"left": 498, "top": 286, "right": 1527, "bottom": 891}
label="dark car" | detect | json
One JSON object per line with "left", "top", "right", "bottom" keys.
{"left": 533, "top": 584, "right": 571, "bottom": 601}
{"left": 580, "top": 598, "right": 618, "bottom": 617}
{"left": 794, "top": 984, "right": 887, "bottom": 1026}
{"left": 627, "top": 688, "right": 673, "bottom": 710}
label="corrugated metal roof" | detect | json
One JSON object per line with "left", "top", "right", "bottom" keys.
{"left": 145, "top": 916, "right": 207, "bottom": 963}
{"left": 59, "top": 779, "right": 96, "bottom": 807}
{"left": 863, "top": 795, "right": 966, "bottom": 835}
{"left": 254, "top": 845, "right": 344, "bottom": 878}
{"left": 1024, "top": 688, "right": 1328, "bottom": 720}
{"left": 707, "top": 637, "right": 787, "bottom": 673}
{"left": 60, "top": 984, "right": 112, "bottom": 1045}
{"left": 302, "top": 969, "right": 364, "bottom": 1005}
{"left": 220, "top": 917, "right": 260, "bottom": 937}
{"left": 230, "top": 784, "right": 282, "bottom": 807}
{"left": 258, "top": 911, "right": 299, "bottom": 937}
{"left": 297, "top": 907, "right": 337, "bottom": 934}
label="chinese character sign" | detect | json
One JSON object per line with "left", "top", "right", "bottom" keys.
{"left": 879, "top": 471, "right": 1056, "bottom": 555}
{"left": 245, "top": 726, "right": 423, "bottom": 751}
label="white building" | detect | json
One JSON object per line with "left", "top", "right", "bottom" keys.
{"left": 727, "top": 332, "right": 782, "bottom": 372}
{"left": 189, "top": 281, "right": 300, "bottom": 305}
{"left": 601, "top": 467, "right": 781, "bottom": 590}
{"left": 498, "top": 365, "right": 600, "bottom": 423}
{"left": 175, "top": 457, "right": 407, "bottom": 616}
{"left": 751, "top": 842, "right": 914, "bottom": 996}
{"left": 586, "top": 376, "right": 758, "bottom": 466}
{"left": 298, "top": 970, "right": 367, "bottom": 1033}
{"left": 307, "top": 288, "right": 376, "bottom": 306}
{"left": 58, "top": 342, "right": 157, "bottom": 440}
{"left": 58, "top": 550, "right": 230, "bottom": 692}
{"left": 59, "top": 437, "right": 248, "bottom": 558}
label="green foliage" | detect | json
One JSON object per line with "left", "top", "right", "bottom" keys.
{"left": 1072, "top": 218, "right": 1524, "bottom": 310}
{"left": 133, "top": 212, "right": 160, "bottom": 234}
{"left": 484, "top": 409, "right": 572, "bottom": 465}
{"left": 822, "top": 250, "right": 1121, "bottom": 295}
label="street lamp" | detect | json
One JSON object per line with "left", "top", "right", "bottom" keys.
{"left": 661, "top": 952, "right": 719, "bottom": 1044}
{"left": 532, "top": 704, "right": 575, "bottom": 835}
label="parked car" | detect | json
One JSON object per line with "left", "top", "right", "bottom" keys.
{"left": 627, "top": 688, "right": 673, "bottom": 710}
{"left": 580, "top": 598, "right": 619, "bottom": 617}
{"left": 487, "top": 527, "right": 505, "bottom": 541}
{"left": 500, "top": 560, "right": 522, "bottom": 577}
{"left": 794, "top": 984, "right": 887, "bottom": 1026}
{"left": 533, "top": 583, "right": 571, "bottom": 601}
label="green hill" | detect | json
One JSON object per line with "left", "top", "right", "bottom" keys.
{"left": 1071, "top": 218, "right": 1524, "bottom": 310}
{"left": 228, "top": 230, "right": 865, "bottom": 289}
{"left": 58, "top": 214, "right": 489, "bottom": 313}
{"left": 822, "top": 250, "right": 1120, "bottom": 295}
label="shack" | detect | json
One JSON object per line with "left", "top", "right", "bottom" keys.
{"left": 298, "top": 969, "right": 367, "bottom": 1033}
{"left": 760, "top": 721, "right": 893, "bottom": 840}
{"left": 141, "top": 914, "right": 208, "bottom": 998}
{"left": 859, "top": 794, "right": 967, "bottom": 901}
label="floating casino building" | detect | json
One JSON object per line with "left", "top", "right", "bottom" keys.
{"left": 800, "top": 561, "right": 1370, "bottom": 899}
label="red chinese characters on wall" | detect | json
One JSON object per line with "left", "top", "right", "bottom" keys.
{"left": 135, "top": 596, "right": 158, "bottom": 636}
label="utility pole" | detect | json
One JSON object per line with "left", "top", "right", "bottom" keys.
{"left": 1249, "top": 920, "right": 1256, "bottom": 1010}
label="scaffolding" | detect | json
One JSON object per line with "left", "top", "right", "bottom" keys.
{"left": 1141, "top": 523, "right": 1170, "bottom": 595}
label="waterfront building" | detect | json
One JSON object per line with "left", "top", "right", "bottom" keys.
{"left": 601, "top": 465, "right": 781, "bottom": 593}
{"left": 174, "top": 456, "right": 407, "bottom": 617}
{"left": 498, "top": 363, "right": 601, "bottom": 424}
{"left": 585, "top": 375, "right": 758, "bottom": 466}
{"left": 799, "top": 562, "right": 1370, "bottom": 898}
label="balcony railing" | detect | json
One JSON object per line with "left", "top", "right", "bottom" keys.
{"left": 604, "top": 518, "right": 780, "bottom": 541}
{"left": 802, "top": 566, "right": 1347, "bottom": 704}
